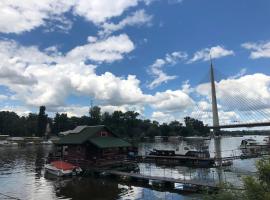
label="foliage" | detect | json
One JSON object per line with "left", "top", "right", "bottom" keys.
{"left": 0, "top": 106, "right": 210, "bottom": 138}
{"left": 204, "top": 158, "right": 270, "bottom": 200}
{"left": 37, "top": 106, "right": 48, "bottom": 137}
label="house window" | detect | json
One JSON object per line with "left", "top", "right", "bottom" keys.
{"left": 100, "top": 131, "right": 108, "bottom": 137}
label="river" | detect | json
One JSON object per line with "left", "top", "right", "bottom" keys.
{"left": 0, "top": 135, "right": 267, "bottom": 200}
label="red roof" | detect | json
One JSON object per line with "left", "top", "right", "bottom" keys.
{"left": 51, "top": 161, "right": 77, "bottom": 170}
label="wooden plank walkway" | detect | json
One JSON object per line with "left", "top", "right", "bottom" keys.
{"left": 100, "top": 170, "right": 218, "bottom": 188}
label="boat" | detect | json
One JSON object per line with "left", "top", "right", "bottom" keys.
{"left": 147, "top": 146, "right": 214, "bottom": 167}
{"left": 44, "top": 161, "right": 82, "bottom": 177}
{"left": 0, "top": 140, "right": 18, "bottom": 146}
{"left": 239, "top": 138, "right": 261, "bottom": 149}
{"left": 263, "top": 136, "right": 270, "bottom": 144}
{"left": 41, "top": 140, "right": 53, "bottom": 145}
{"left": 149, "top": 146, "right": 210, "bottom": 158}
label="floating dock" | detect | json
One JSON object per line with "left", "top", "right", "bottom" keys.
{"left": 136, "top": 155, "right": 215, "bottom": 167}
{"left": 81, "top": 169, "right": 220, "bottom": 193}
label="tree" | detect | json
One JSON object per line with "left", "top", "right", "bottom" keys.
{"left": 204, "top": 158, "right": 270, "bottom": 200}
{"left": 37, "top": 106, "right": 47, "bottom": 137}
{"left": 53, "top": 113, "right": 74, "bottom": 134}
{"left": 26, "top": 113, "right": 38, "bottom": 136}
{"left": 184, "top": 116, "right": 210, "bottom": 136}
{"left": 89, "top": 106, "right": 101, "bottom": 125}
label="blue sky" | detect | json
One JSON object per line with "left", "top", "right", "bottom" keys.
{"left": 0, "top": 0, "right": 270, "bottom": 125}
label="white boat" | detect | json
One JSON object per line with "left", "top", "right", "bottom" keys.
{"left": 45, "top": 161, "right": 82, "bottom": 177}
{"left": 0, "top": 140, "right": 18, "bottom": 146}
{"left": 41, "top": 140, "right": 53, "bottom": 145}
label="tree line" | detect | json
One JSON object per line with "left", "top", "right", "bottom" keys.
{"left": 0, "top": 106, "right": 210, "bottom": 139}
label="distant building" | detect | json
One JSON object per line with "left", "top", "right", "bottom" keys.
{"left": 56, "top": 125, "right": 132, "bottom": 162}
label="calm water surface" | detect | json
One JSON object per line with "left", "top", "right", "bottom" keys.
{"left": 0, "top": 135, "right": 267, "bottom": 200}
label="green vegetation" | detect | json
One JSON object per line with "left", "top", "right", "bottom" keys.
{"left": 0, "top": 106, "right": 209, "bottom": 138}
{"left": 205, "top": 158, "right": 270, "bottom": 200}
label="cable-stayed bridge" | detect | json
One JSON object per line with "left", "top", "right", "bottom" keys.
{"left": 193, "top": 61, "right": 270, "bottom": 133}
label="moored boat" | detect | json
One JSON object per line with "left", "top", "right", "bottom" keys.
{"left": 239, "top": 138, "right": 258, "bottom": 149}
{"left": 149, "top": 146, "right": 210, "bottom": 158}
{"left": 44, "top": 161, "right": 82, "bottom": 177}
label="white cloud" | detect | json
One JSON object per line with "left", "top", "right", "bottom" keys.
{"left": 0, "top": 0, "right": 152, "bottom": 34}
{"left": 73, "top": 0, "right": 140, "bottom": 24}
{"left": 242, "top": 41, "right": 270, "bottom": 59}
{"left": 0, "top": 38, "right": 195, "bottom": 117}
{"left": 99, "top": 9, "right": 152, "bottom": 36}
{"left": 0, "top": 0, "right": 73, "bottom": 34}
{"left": 196, "top": 73, "right": 270, "bottom": 112}
{"left": 65, "top": 34, "right": 135, "bottom": 63}
{"left": 147, "top": 51, "right": 188, "bottom": 89}
{"left": 229, "top": 68, "right": 247, "bottom": 79}
{"left": 0, "top": 105, "right": 32, "bottom": 116}
{"left": 151, "top": 111, "right": 176, "bottom": 123}
{"left": 168, "top": 0, "right": 183, "bottom": 4}
{"left": 100, "top": 105, "right": 144, "bottom": 115}
{"left": 188, "top": 45, "right": 234, "bottom": 63}
{"left": 149, "top": 90, "right": 194, "bottom": 112}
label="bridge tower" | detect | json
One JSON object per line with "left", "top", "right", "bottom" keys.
{"left": 210, "top": 59, "right": 220, "bottom": 135}
{"left": 210, "top": 59, "right": 223, "bottom": 183}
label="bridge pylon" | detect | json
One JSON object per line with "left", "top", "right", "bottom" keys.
{"left": 210, "top": 59, "right": 220, "bottom": 136}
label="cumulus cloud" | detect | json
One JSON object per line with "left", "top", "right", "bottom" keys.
{"left": 147, "top": 52, "right": 188, "bottom": 89}
{"left": 196, "top": 73, "right": 270, "bottom": 112}
{"left": 242, "top": 41, "right": 270, "bottom": 59}
{"left": 188, "top": 45, "right": 234, "bottom": 63}
{"left": 99, "top": 9, "right": 152, "bottom": 36}
{"left": 0, "top": 38, "right": 194, "bottom": 117}
{"left": 65, "top": 34, "right": 135, "bottom": 63}
{"left": 151, "top": 111, "right": 176, "bottom": 123}
{"left": 0, "top": 105, "right": 32, "bottom": 116}
{"left": 0, "top": 0, "right": 73, "bottom": 34}
{"left": 0, "top": 0, "right": 152, "bottom": 34}
{"left": 149, "top": 90, "right": 194, "bottom": 112}
{"left": 0, "top": 36, "right": 137, "bottom": 107}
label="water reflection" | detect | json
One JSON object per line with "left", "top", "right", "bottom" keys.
{"left": 0, "top": 136, "right": 266, "bottom": 200}
{"left": 0, "top": 145, "right": 194, "bottom": 200}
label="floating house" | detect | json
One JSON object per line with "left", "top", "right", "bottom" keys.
{"left": 56, "top": 125, "right": 132, "bottom": 162}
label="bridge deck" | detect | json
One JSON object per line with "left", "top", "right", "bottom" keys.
{"left": 209, "top": 121, "right": 270, "bottom": 129}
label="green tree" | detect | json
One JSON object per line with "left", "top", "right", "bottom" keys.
{"left": 184, "top": 116, "right": 210, "bottom": 136}
{"left": 37, "top": 106, "right": 47, "bottom": 137}
{"left": 205, "top": 158, "right": 270, "bottom": 200}
{"left": 89, "top": 106, "right": 101, "bottom": 125}
{"left": 26, "top": 113, "right": 38, "bottom": 136}
{"left": 53, "top": 113, "right": 74, "bottom": 134}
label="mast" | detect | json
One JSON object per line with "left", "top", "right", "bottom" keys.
{"left": 210, "top": 58, "right": 220, "bottom": 135}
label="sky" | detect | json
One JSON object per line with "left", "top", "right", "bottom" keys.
{"left": 0, "top": 0, "right": 270, "bottom": 125}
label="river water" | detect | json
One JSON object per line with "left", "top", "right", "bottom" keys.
{"left": 0, "top": 135, "right": 267, "bottom": 200}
